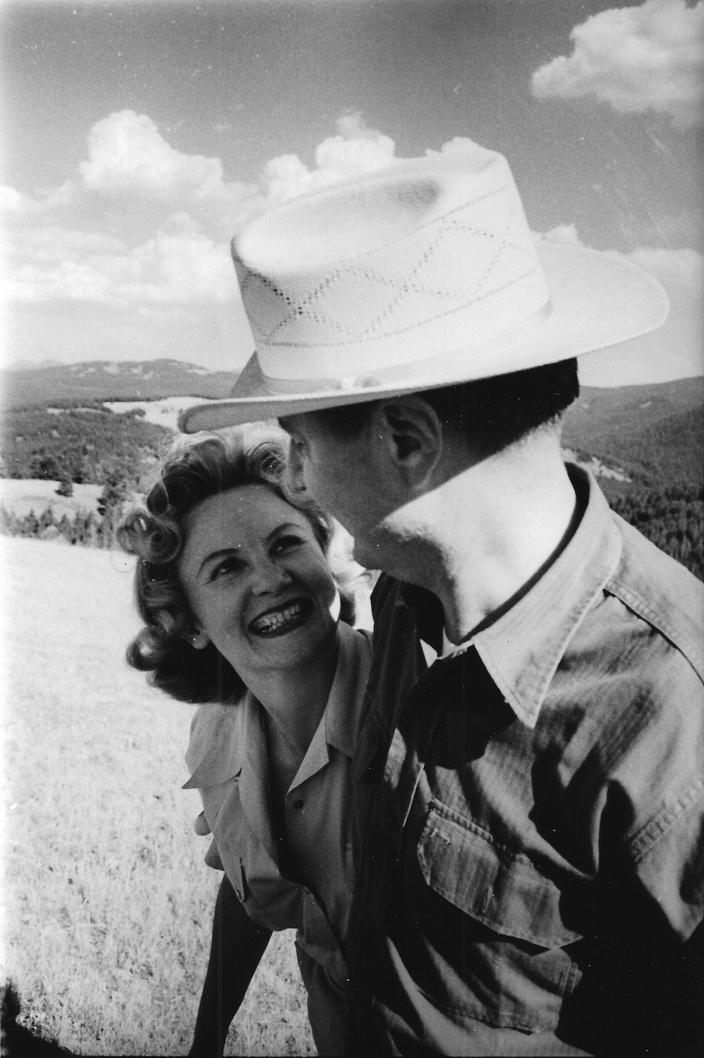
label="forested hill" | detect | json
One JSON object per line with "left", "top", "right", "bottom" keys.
{"left": 560, "top": 377, "right": 703, "bottom": 577}
{"left": 563, "top": 377, "right": 704, "bottom": 488}
{"left": 0, "top": 404, "right": 170, "bottom": 489}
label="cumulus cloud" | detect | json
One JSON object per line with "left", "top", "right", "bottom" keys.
{"left": 314, "top": 111, "right": 397, "bottom": 177}
{"left": 535, "top": 223, "right": 582, "bottom": 245}
{"left": 7, "top": 228, "right": 234, "bottom": 307}
{"left": 80, "top": 110, "right": 225, "bottom": 200}
{"left": 258, "top": 111, "right": 397, "bottom": 203}
{"left": 0, "top": 185, "right": 34, "bottom": 212}
{"left": 628, "top": 244, "right": 703, "bottom": 293}
{"left": 127, "top": 232, "right": 234, "bottom": 305}
{"left": 75, "top": 109, "right": 261, "bottom": 235}
{"left": 259, "top": 153, "right": 313, "bottom": 202}
{"left": 539, "top": 222, "right": 703, "bottom": 298}
{"left": 538, "top": 222, "right": 703, "bottom": 292}
{"left": 1, "top": 110, "right": 402, "bottom": 315}
{"left": 18, "top": 226, "right": 127, "bottom": 259}
{"left": 531, "top": 0, "right": 704, "bottom": 130}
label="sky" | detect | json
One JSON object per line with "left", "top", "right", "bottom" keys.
{"left": 1, "top": 0, "right": 703, "bottom": 386}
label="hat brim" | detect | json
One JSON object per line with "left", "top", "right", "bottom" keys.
{"left": 179, "top": 243, "right": 668, "bottom": 433}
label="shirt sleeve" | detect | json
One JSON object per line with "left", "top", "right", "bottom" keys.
{"left": 614, "top": 659, "right": 704, "bottom": 941}
{"left": 631, "top": 777, "right": 704, "bottom": 940}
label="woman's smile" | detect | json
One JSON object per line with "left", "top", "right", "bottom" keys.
{"left": 248, "top": 597, "right": 313, "bottom": 637}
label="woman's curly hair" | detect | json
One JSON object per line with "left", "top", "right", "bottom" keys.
{"left": 118, "top": 425, "right": 336, "bottom": 705}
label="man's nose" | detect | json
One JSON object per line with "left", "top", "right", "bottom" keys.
{"left": 286, "top": 443, "right": 307, "bottom": 495}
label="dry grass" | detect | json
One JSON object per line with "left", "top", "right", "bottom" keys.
{"left": 1, "top": 536, "right": 314, "bottom": 1056}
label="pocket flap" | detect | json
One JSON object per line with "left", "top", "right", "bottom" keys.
{"left": 417, "top": 804, "right": 582, "bottom": 948}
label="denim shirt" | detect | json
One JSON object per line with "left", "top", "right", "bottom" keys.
{"left": 348, "top": 466, "right": 704, "bottom": 1056}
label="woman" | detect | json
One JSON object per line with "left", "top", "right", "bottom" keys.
{"left": 119, "top": 427, "right": 371, "bottom": 1056}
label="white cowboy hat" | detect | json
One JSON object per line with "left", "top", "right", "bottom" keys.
{"left": 179, "top": 139, "right": 668, "bottom": 434}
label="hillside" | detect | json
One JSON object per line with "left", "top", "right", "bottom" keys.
{"left": 562, "top": 377, "right": 704, "bottom": 487}
{"left": 0, "top": 404, "right": 172, "bottom": 488}
{"left": 0, "top": 358, "right": 238, "bottom": 407}
{"left": 2, "top": 360, "right": 701, "bottom": 489}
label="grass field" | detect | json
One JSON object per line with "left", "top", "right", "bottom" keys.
{"left": 1, "top": 536, "right": 314, "bottom": 1056}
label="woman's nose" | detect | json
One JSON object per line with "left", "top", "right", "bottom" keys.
{"left": 251, "top": 559, "right": 292, "bottom": 595}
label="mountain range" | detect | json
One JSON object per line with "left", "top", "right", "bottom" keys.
{"left": 1, "top": 358, "right": 702, "bottom": 490}
{"left": 0, "top": 358, "right": 238, "bottom": 406}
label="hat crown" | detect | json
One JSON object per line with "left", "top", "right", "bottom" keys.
{"left": 231, "top": 145, "right": 550, "bottom": 384}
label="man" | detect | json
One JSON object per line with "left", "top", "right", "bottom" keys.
{"left": 181, "top": 141, "right": 703, "bottom": 1055}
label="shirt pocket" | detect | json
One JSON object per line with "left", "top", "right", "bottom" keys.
{"left": 414, "top": 801, "right": 584, "bottom": 1032}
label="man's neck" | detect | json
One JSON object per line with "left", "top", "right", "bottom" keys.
{"left": 385, "top": 437, "right": 579, "bottom": 644}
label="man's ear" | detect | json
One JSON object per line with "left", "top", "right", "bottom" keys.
{"left": 375, "top": 396, "right": 443, "bottom": 489}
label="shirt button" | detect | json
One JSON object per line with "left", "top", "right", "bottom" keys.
{"left": 293, "top": 798, "right": 304, "bottom": 810}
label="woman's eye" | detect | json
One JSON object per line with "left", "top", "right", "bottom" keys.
{"left": 209, "top": 557, "right": 242, "bottom": 580}
{"left": 272, "top": 534, "right": 303, "bottom": 555}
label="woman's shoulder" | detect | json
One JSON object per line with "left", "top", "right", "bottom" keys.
{"left": 184, "top": 698, "right": 246, "bottom": 780}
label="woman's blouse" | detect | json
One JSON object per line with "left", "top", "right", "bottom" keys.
{"left": 184, "top": 621, "right": 372, "bottom": 984}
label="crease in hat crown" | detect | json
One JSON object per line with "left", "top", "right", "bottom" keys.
{"left": 230, "top": 144, "right": 552, "bottom": 387}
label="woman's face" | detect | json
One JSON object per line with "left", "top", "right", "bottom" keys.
{"left": 178, "top": 484, "right": 337, "bottom": 683}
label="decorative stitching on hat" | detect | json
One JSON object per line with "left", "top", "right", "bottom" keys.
{"left": 242, "top": 184, "right": 522, "bottom": 344}
{"left": 261, "top": 263, "right": 543, "bottom": 349}
{"left": 255, "top": 194, "right": 535, "bottom": 347}
{"left": 365, "top": 202, "right": 524, "bottom": 336}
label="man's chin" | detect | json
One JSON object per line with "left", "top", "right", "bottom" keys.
{"left": 349, "top": 533, "right": 370, "bottom": 563}
{"left": 352, "top": 533, "right": 388, "bottom": 576}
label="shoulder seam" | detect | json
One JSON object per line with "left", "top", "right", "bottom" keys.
{"left": 605, "top": 576, "right": 704, "bottom": 684}
{"left": 629, "top": 777, "right": 704, "bottom": 864}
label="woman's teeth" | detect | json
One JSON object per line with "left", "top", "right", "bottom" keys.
{"left": 250, "top": 601, "right": 305, "bottom": 634}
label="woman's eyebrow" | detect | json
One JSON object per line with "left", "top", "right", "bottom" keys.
{"left": 266, "top": 521, "right": 304, "bottom": 543}
{"left": 197, "top": 546, "right": 240, "bottom": 577}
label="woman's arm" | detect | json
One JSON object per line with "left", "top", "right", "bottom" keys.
{"left": 189, "top": 873, "right": 272, "bottom": 1057}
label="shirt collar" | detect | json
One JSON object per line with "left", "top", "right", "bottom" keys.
{"left": 184, "top": 621, "right": 371, "bottom": 790}
{"left": 291, "top": 621, "right": 371, "bottom": 788}
{"left": 325, "top": 620, "right": 372, "bottom": 757}
{"left": 404, "top": 465, "right": 623, "bottom": 729}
